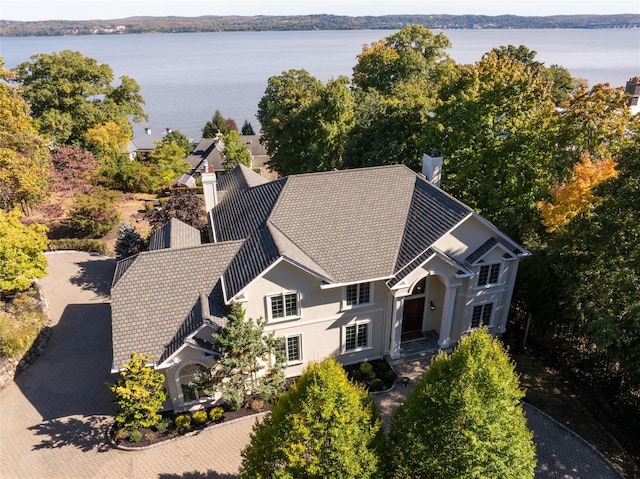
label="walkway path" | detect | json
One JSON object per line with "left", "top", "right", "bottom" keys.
{"left": 0, "top": 252, "right": 625, "bottom": 479}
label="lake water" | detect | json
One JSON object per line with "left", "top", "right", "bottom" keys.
{"left": 2, "top": 29, "right": 639, "bottom": 141}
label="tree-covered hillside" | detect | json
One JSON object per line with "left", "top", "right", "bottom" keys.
{"left": 1, "top": 13, "right": 639, "bottom": 37}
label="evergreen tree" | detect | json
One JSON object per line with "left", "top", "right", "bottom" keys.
{"left": 114, "top": 220, "right": 144, "bottom": 259}
{"left": 240, "top": 120, "right": 255, "bottom": 135}
{"left": 240, "top": 357, "right": 384, "bottom": 479}
{"left": 387, "top": 329, "right": 536, "bottom": 479}
{"left": 202, "top": 109, "right": 229, "bottom": 138}
{"left": 210, "top": 303, "right": 285, "bottom": 410}
{"left": 110, "top": 352, "right": 168, "bottom": 430}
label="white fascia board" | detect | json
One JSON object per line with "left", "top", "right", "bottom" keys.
{"left": 432, "top": 248, "right": 474, "bottom": 276}
{"left": 156, "top": 342, "right": 216, "bottom": 370}
{"left": 390, "top": 250, "right": 437, "bottom": 284}
{"left": 281, "top": 257, "right": 335, "bottom": 284}
{"left": 320, "top": 275, "right": 395, "bottom": 290}
{"left": 223, "top": 256, "right": 337, "bottom": 304}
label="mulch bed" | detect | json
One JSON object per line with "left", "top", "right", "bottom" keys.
{"left": 111, "top": 403, "right": 269, "bottom": 449}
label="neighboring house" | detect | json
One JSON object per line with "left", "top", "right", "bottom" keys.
{"left": 171, "top": 174, "right": 196, "bottom": 189}
{"left": 185, "top": 134, "right": 276, "bottom": 180}
{"left": 185, "top": 137, "right": 225, "bottom": 175}
{"left": 127, "top": 128, "right": 172, "bottom": 160}
{"left": 626, "top": 77, "right": 640, "bottom": 115}
{"left": 111, "top": 162, "right": 530, "bottom": 411}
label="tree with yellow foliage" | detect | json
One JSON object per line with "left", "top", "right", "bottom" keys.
{"left": 537, "top": 152, "right": 619, "bottom": 232}
{"left": 0, "top": 58, "right": 51, "bottom": 213}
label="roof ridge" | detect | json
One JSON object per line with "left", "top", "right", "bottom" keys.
{"left": 282, "top": 163, "right": 409, "bottom": 180}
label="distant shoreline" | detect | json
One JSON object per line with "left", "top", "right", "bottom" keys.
{"left": 2, "top": 13, "right": 639, "bottom": 37}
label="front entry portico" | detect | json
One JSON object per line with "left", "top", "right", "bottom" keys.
{"left": 390, "top": 273, "right": 458, "bottom": 360}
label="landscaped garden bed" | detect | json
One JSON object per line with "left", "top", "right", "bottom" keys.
{"left": 343, "top": 359, "right": 396, "bottom": 392}
{"left": 111, "top": 401, "right": 269, "bottom": 449}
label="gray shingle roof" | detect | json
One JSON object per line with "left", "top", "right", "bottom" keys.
{"left": 212, "top": 164, "right": 474, "bottom": 298}
{"left": 111, "top": 241, "right": 243, "bottom": 368}
{"left": 112, "top": 163, "right": 520, "bottom": 368}
{"left": 394, "top": 177, "right": 472, "bottom": 273}
{"left": 148, "top": 218, "right": 202, "bottom": 251}
{"left": 185, "top": 138, "right": 223, "bottom": 171}
{"left": 267, "top": 166, "right": 416, "bottom": 283}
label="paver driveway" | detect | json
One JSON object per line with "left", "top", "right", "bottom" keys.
{"left": 0, "top": 252, "right": 253, "bottom": 479}
{"left": 0, "top": 251, "right": 625, "bottom": 479}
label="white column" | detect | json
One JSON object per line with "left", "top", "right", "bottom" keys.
{"left": 438, "top": 285, "right": 458, "bottom": 349}
{"left": 390, "top": 296, "right": 405, "bottom": 360}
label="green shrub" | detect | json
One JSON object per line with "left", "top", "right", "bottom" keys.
{"left": 367, "top": 378, "right": 385, "bottom": 392}
{"left": 374, "top": 360, "right": 389, "bottom": 372}
{"left": 359, "top": 362, "right": 376, "bottom": 380}
{"left": 110, "top": 352, "right": 168, "bottom": 430}
{"left": 155, "top": 419, "right": 171, "bottom": 432}
{"left": 191, "top": 409, "right": 208, "bottom": 424}
{"left": 208, "top": 406, "right": 224, "bottom": 422}
{"left": 67, "top": 187, "right": 121, "bottom": 238}
{"left": 48, "top": 238, "right": 108, "bottom": 255}
{"left": 128, "top": 430, "right": 143, "bottom": 443}
{"left": 175, "top": 413, "right": 191, "bottom": 429}
{"left": 382, "top": 369, "right": 397, "bottom": 384}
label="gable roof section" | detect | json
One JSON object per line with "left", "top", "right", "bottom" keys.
{"left": 465, "top": 235, "right": 526, "bottom": 265}
{"left": 222, "top": 225, "right": 280, "bottom": 301}
{"left": 111, "top": 241, "right": 243, "bottom": 369}
{"left": 394, "top": 177, "right": 472, "bottom": 274}
{"left": 185, "top": 138, "right": 222, "bottom": 171}
{"left": 148, "top": 218, "right": 202, "bottom": 251}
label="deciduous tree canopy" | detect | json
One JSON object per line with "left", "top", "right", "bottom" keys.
{"left": 13, "top": 50, "right": 146, "bottom": 146}
{"left": 0, "top": 209, "right": 48, "bottom": 294}
{"left": 240, "top": 357, "right": 384, "bottom": 479}
{"left": 0, "top": 59, "right": 51, "bottom": 213}
{"left": 387, "top": 329, "right": 536, "bottom": 479}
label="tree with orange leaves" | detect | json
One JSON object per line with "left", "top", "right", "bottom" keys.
{"left": 537, "top": 152, "right": 619, "bottom": 232}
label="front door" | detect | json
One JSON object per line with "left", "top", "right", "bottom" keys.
{"left": 402, "top": 297, "right": 425, "bottom": 341}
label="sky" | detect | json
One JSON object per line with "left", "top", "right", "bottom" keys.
{"left": 2, "top": 0, "right": 639, "bottom": 22}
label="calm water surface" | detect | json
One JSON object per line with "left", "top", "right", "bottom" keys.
{"left": 2, "top": 29, "right": 639, "bottom": 140}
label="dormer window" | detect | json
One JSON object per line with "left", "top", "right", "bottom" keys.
{"left": 343, "top": 282, "right": 373, "bottom": 309}
{"left": 477, "top": 263, "right": 501, "bottom": 287}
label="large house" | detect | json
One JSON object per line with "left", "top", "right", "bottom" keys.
{"left": 111, "top": 161, "right": 530, "bottom": 411}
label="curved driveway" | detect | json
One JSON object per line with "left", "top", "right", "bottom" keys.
{"left": 0, "top": 252, "right": 625, "bottom": 479}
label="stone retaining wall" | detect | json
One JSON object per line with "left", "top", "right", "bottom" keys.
{"left": 0, "top": 282, "right": 51, "bottom": 389}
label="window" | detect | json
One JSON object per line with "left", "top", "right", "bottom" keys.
{"left": 178, "top": 363, "right": 212, "bottom": 403}
{"left": 344, "top": 321, "right": 371, "bottom": 352}
{"left": 276, "top": 334, "right": 302, "bottom": 364}
{"left": 471, "top": 303, "right": 494, "bottom": 328}
{"left": 477, "top": 263, "right": 501, "bottom": 286}
{"left": 344, "top": 282, "right": 372, "bottom": 308}
{"left": 268, "top": 292, "right": 300, "bottom": 321}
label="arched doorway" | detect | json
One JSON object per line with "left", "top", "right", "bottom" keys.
{"left": 177, "top": 362, "right": 212, "bottom": 403}
{"left": 401, "top": 277, "right": 426, "bottom": 342}
{"left": 401, "top": 275, "right": 445, "bottom": 342}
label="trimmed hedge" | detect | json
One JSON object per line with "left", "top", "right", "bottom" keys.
{"left": 49, "top": 238, "right": 108, "bottom": 255}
